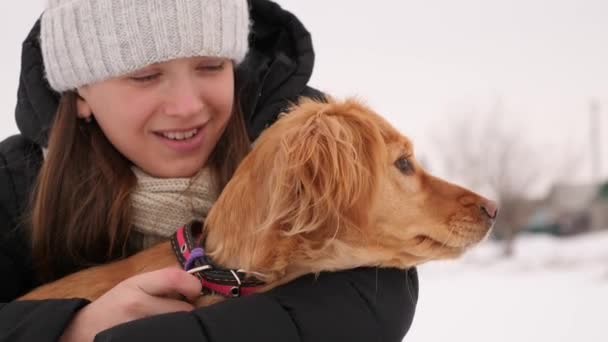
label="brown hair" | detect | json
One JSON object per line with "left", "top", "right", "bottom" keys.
{"left": 29, "top": 74, "right": 251, "bottom": 282}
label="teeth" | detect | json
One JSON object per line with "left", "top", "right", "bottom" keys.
{"left": 184, "top": 130, "right": 196, "bottom": 139}
{"left": 161, "top": 129, "right": 198, "bottom": 141}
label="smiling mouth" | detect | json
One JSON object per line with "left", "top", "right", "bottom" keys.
{"left": 154, "top": 125, "right": 204, "bottom": 141}
{"left": 158, "top": 128, "right": 199, "bottom": 140}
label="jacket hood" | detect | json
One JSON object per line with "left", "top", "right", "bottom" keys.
{"left": 14, "top": 0, "right": 315, "bottom": 146}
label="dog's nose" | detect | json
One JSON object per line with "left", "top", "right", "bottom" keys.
{"left": 480, "top": 200, "right": 498, "bottom": 219}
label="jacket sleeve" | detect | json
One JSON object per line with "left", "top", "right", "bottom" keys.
{"left": 0, "top": 299, "right": 90, "bottom": 342}
{"left": 0, "top": 149, "right": 91, "bottom": 342}
{"left": 0, "top": 218, "right": 90, "bottom": 342}
{"left": 0, "top": 149, "right": 30, "bottom": 302}
{"left": 95, "top": 267, "right": 419, "bottom": 342}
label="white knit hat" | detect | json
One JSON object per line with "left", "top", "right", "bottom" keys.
{"left": 41, "top": 0, "right": 250, "bottom": 92}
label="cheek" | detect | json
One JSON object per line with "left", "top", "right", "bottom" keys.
{"left": 386, "top": 170, "right": 422, "bottom": 204}
{"left": 88, "top": 93, "right": 160, "bottom": 168}
{"left": 201, "top": 76, "right": 235, "bottom": 128}
{"left": 210, "top": 77, "right": 234, "bottom": 116}
{"left": 87, "top": 82, "right": 158, "bottom": 129}
{"left": 92, "top": 94, "right": 156, "bottom": 138}
{"left": 376, "top": 173, "right": 431, "bottom": 234}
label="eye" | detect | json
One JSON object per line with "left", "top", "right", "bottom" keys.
{"left": 394, "top": 156, "right": 414, "bottom": 175}
{"left": 130, "top": 73, "right": 160, "bottom": 83}
{"left": 197, "top": 61, "right": 226, "bottom": 72}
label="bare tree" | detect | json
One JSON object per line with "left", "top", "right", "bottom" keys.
{"left": 430, "top": 104, "right": 581, "bottom": 256}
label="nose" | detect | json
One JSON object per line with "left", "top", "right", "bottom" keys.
{"left": 480, "top": 200, "right": 498, "bottom": 219}
{"left": 164, "top": 77, "right": 204, "bottom": 117}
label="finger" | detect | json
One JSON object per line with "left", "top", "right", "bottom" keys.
{"left": 127, "top": 267, "right": 202, "bottom": 299}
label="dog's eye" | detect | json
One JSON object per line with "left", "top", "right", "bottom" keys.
{"left": 395, "top": 156, "right": 414, "bottom": 175}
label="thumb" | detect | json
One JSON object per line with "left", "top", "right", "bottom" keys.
{"left": 127, "top": 267, "right": 202, "bottom": 300}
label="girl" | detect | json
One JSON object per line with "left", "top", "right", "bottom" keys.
{"left": 0, "top": 0, "right": 418, "bottom": 341}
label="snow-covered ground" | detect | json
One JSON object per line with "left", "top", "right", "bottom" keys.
{"left": 406, "top": 231, "right": 608, "bottom": 342}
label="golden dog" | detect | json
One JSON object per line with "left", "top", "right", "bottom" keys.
{"left": 22, "top": 98, "right": 497, "bottom": 303}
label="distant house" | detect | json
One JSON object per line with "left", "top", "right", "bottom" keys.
{"left": 522, "top": 182, "right": 608, "bottom": 235}
{"left": 589, "top": 199, "right": 608, "bottom": 231}
{"left": 547, "top": 183, "right": 598, "bottom": 212}
{"left": 590, "top": 181, "right": 608, "bottom": 231}
{"left": 600, "top": 182, "right": 608, "bottom": 199}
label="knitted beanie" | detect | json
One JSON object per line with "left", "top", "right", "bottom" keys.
{"left": 40, "top": 0, "right": 250, "bottom": 92}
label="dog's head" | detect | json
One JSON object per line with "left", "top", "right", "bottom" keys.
{"left": 206, "top": 98, "right": 496, "bottom": 279}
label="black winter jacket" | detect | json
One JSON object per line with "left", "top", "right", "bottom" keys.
{"left": 0, "top": 1, "right": 418, "bottom": 341}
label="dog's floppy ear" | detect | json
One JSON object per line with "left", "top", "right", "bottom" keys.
{"left": 260, "top": 99, "right": 386, "bottom": 240}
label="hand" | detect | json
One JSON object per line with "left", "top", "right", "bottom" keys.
{"left": 59, "top": 267, "right": 201, "bottom": 342}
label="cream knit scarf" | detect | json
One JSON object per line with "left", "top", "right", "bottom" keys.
{"left": 41, "top": 148, "right": 220, "bottom": 249}
{"left": 130, "top": 167, "right": 219, "bottom": 248}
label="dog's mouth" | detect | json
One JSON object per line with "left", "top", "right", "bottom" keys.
{"left": 411, "top": 235, "right": 464, "bottom": 253}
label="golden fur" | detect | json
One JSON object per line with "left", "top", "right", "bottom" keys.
{"left": 21, "top": 98, "right": 497, "bottom": 303}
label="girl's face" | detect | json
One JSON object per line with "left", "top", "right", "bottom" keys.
{"left": 77, "top": 56, "right": 234, "bottom": 178}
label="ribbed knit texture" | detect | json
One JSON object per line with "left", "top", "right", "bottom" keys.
{"left": 41, "top": 0, "right": 250, "bottom": 91}
{"left": 130, "top": 166, "right": 218, "bottom": 248}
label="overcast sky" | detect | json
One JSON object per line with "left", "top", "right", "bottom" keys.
{"left": 1, "top": 0, "right": 607, "bottom": 189}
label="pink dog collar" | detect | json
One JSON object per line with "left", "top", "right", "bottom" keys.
{"left": 171, "top": 221, "right": 264, "bottom": 298}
